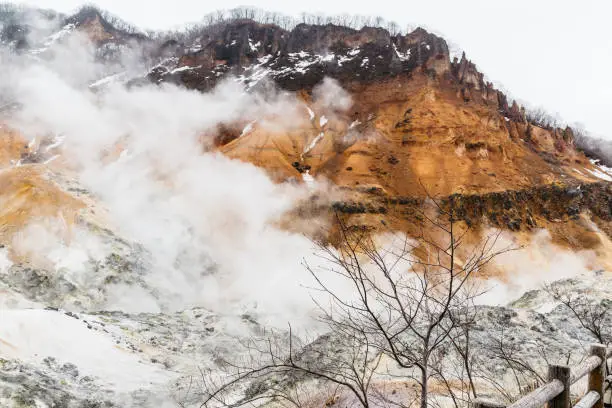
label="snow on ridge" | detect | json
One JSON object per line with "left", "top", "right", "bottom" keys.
{"left": 319, "top": 116, "right": 328, "bottom": 128}
{"left": 303, "top": 132, "right": 325, "bottom": 156}
{"left": 236, "top": 55, "right": 275, "bottom": 89}
{"left": 585, "top": 159, "right": 612, "bottom": 181}
{"left": 279, "top": 52, "right": 336, "bottom": 75}
{"left": 240, "top": 120, "right": 257, "bottom": 137}
{"left": 29, "top": 24, "right": 76, "bottom": 55}
{"left": 27, "top": 137, "right": 37, "bottom": 150}
{"left": 235, "top": 47, "right": 372, "bottom": 82}
{"left": 237, "top": 67, "right": 270, "bottom": 90}
{"left": 306, "top": 106, "right": 315, "bottom": 121}
{"left": 248, "top": 38, "right": 261, "bottom": 52}
{"left": 589, "top": 159, "right": 612, "bottom": 175}
{"left": 88, "top": 72, "right": 127, "bottom": 89}
{"left": 587, "top": 168, "right": 612, "bottom": 182}
{"left": 392, "top": 43, "right": 411, "bottom": 61}
{"left": 258, "top": 55, "right": 273, "bottom": 64}
{"left": 43, "top": 155, "right": 60, "bottom": 165}
{"left": 170, "top": 65, "right": 201, "bottom": 74}
{"left": 337, "top": 55, "right": 353, "bottom": 66}
{"left": 288, "top": 51, "right": 310, "bottom": 59}
{"left": 45, "top": 134, "right": 66, "bottom": 152}
{"left": 349, "top": 120, "right": 361, "bottom": 129}
{"left": 337, "top": 48, "right": 361, "bottom": 66}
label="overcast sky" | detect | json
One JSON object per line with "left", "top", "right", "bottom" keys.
{"left": 14, "top": 0, "right": 612, "bottom": 138}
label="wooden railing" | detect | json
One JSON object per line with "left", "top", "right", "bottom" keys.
{"left": 472, "top": 344, "right": 611, "bottom": 408}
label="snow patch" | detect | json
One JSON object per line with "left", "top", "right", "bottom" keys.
{"left": 272, "top": 52, "right": 339, "bottom": 77}
{"left": 89, "top": 72, "right": 127, "bottom": 89}
{"left": 337, "top": 55, "right": 353, "bottom": 66}
{"left": 319, "top": 116, "right": 328, "bottom": 128}
{"left": 258, "top": 55, "right": 273, "bottom": 64}
{"left": 586, "top": 167, "right": 612, "bottom": 181}
{"left": 337, "top": 48, "right": 360, "bottom": 66}
{"left": 392, "top": 43, "right": 411, "bottom": 61}
{"left": 240, "top": 121, "right": 257, "bottom": 137}
{"left": 237, "top": 67, "right": 270, "bottom": 90}
{"left": 305, "top": 106, "right": 315, "bottom": 121}
{"left": 302, "top": 170, "right": 315, "bottom": 188}
{"left": 248, "top": 38, "right": 261, "bottom": 52}
{"left": 43, "top": 155, "right": 59, "bottom": 165}
{"left": 29, "top": 24, "right": 76, "bottom": 55}
{"left": 45, "top": 134, "right": 65, "bottom": 152}
{"left": 0, "top": 309, "right": 172, "bottom": 392}
{"left": 288, "top": 51, "right": 310, "bottom": 59}
{"left": 170, "top": 65, "right": 200, "bottom": 74}
{"left": 303, "top": 132, "right": 325, "bottom": 156}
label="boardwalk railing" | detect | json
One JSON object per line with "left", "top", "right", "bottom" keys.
{"left": 472, "top": 344, "right": 611, "bottom": 408}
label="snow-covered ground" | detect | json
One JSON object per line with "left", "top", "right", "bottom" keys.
{"left": 0, "top": 309, "right": 172, "bottom": 392}
{"left": 587, "top": 159, "right": 612, "bottom": 181}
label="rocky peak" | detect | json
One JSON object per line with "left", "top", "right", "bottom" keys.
{"left": 63, "top": 6, "right": 146, "bottom": 45}
{"left": 401, "top": 27, "right": 450, "bottom": 75}
{"left": 452, "top": 51, "right": 484, "bottom": 90}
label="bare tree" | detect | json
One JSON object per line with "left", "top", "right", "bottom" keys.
{"left": 386, "top": 21, "right": 400, "bottom": 36}
{"left": 524, "top": 107, "right": 562, "bottom": 129}
{"left": 544, "top": 283, "right": 611, "bottom": 346}
{"left": 431, "top": 306, "right": 479, "bottom": 407}
{"left": 544, "top": 283, "right": 611, "bottom": 374}
{"left": 194, "top": 197, "right": 514, "bottom": 408}
{"left": 190, "top": 327, "right": 384, "bottom": 408}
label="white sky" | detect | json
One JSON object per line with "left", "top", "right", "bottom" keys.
{"left": 14, "top": 0, "right": 612, "bottom": 138}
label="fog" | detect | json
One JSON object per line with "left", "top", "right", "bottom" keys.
{"left": 1, "top": 30, "right": 351, "bottom": 328}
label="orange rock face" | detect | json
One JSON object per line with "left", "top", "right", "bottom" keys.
{"left": 220, "top": 70, "right": 603, "bottom": 197}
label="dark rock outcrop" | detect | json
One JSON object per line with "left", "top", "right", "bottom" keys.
{"left": 151, "top": 21, "right": 449, "bottom": 92}
{"left": 331, "top": 182, "right": 612, "bottom": 234}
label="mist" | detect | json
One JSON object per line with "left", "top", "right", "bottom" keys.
{"left": 0, "top": 29, "right": 344, "bottom": 329}
{"left": 480, "top": 229, "right": 600, "bottom": 305}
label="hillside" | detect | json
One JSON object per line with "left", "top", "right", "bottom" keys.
{"left": 144, "top": 18, "right": 612, "bottom": 259}
{"left": 0, "top": 5, "right": 610, "bottom": 408}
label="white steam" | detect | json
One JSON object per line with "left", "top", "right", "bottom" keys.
{"left": 479, "top": 229, "right": 598, "bottom": 305}
{"left": 0, "top": 30, "right": 339, "bottom": 328}
{"left": 312, "top": 76, "right": 353, "bottom": 113}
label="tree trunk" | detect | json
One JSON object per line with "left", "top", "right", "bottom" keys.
{"left": 465, "top": 331, "right": 478, "bottom": 399}
{"left": 420, "top": 366, "right": 428, "bottom": 408}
